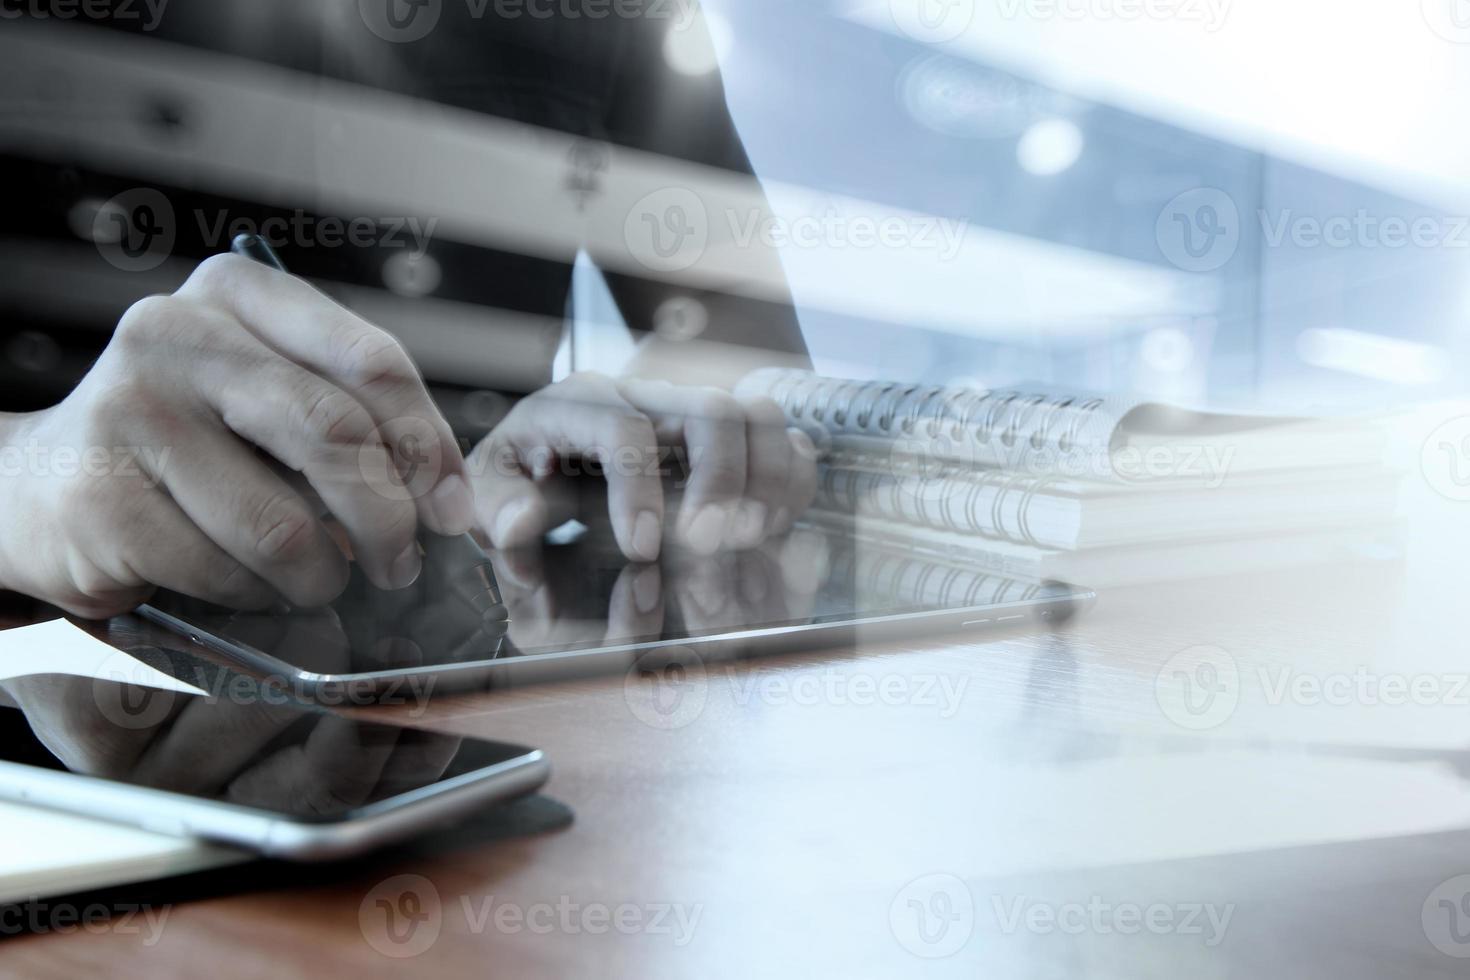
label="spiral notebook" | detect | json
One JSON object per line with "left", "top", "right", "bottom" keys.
{"left": 805, "top": 509, "right": 1399, "bottom": 587}
{"left": 824, "top": 532, "right": 1053, "bottom": 608}
{"left": 736, "top": 369, "right": 1386, "bottom": 483}
{"left": 812, "top": 455, "right": 1399, "bottom": 550}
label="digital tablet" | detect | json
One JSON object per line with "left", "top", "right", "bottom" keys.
{"left": 137, "top": 524, "right": 1094, "bottom": 698}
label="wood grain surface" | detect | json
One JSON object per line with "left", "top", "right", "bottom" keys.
{"left": 3, "top": 479, "right": 1469, "bottom": 979}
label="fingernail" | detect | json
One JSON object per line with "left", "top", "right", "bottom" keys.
{"left": 685, "top": 505, "right": 727, "bottom": 555}
{"left": 729, "top": 501, "right": 767, "bottom": 549}
{"left": 633, "top": 565, "right": 661, "bottom": 614}
{"left": 430, "top": 474, "right": 476, "bottom": 535}
{"left": 389, "top": 542, "right": 423, "bottom": 590}
{"left": 787, "top": 428, "right": 818, "bottom": 461}
{"left": 687, "top": 565, "right": 726, "bottom": 617}
{"left": 494, "top": 497, "right": 535, "bottom": 547}
{"left": 782, "top": 530, "right": 831, "bottom": 592}
{"left": 632, "top": 510, "right": 662, "bottom": 562}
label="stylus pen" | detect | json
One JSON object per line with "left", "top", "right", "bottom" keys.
{"left": 229, "top": 234, "right": 509, "bottom": 626}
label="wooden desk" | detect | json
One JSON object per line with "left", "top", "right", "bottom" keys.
{"left": 4, "top": 479, "right": 1470, "bottom": 979}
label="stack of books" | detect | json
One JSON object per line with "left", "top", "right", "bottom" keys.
{"left": 736, "top": 369, "right": 1399, "bottom": 587}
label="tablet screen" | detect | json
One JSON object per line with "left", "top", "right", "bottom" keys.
{"left": 140, "top": 524, "right": 1087, "bottom": 678}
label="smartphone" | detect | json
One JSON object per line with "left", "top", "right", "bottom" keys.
{"left": 0, "top": 674, "right": 549, "bottom": 861}
{"left": 137, "top": 523, "right": 1095, "bottom": 698}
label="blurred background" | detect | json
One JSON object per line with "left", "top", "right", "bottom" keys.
{"left": 580, "top": 0, "right": 1470, "bottom": 412}
{"left": 4, "top": 0, "right": 1469, "bottom": 428}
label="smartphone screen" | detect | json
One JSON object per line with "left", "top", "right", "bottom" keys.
{"left": 0, "top": 675, "right": 532, "bottom": 822}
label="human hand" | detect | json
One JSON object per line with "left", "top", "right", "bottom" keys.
{"left": 489, "top": 526, "right": 831, "bottom": 657}
{"left": 0, "top": 254, "right": 474, "bottom": 618}
{"left": 467, "top": 372, "right": 818, "bottom": 562}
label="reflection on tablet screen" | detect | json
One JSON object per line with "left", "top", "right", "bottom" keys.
{"left": 142, "top": 524, "right": 1079, "bottom": 676}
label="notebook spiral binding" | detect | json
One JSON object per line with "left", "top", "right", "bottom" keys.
{"left": 816, "top": 462, "right": 1061, "bottom": 548}
{"left": 827, "top": 543, "right": 1045, "bottom": 608}
{"left": 767, "top": 372, "right": 1107, "bottom": 461}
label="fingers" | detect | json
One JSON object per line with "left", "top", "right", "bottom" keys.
{"left": 623, "top": 384, "right": 816, "bottom": 553}
{"left": 779, "top": 427, "right": 820, "bottom": 534}
{"left": 139, "top": 414, "right": 350, "bottom": 608}
{"left": 107, "top": 291, "right": 421, "bottom": 599}
{"left": 1, "top": 674, "right": 189, "bottom": 779}
{"left": 23, "top": 264, "right": 468, "bottom": 617}
{"left": 178, "top": 254, "right": 475, "bottom": 536}
{"left": 99, "top": 492, "right": 278, "bottom": 610}
{"left": 725, "top": 396, "right": 819, "bottom": 541}
{"left": 575, "top": 401, "right": 665, "bottom": 563}
{"left": 673, "top": 390, "right": 748, "bottom": 554}
{"left": 619, "top": 380, "right": 748, "bottom": 555}
{"left": 735, "top": 396, "right": 807, "bottom": 545}
{"left": 606, "top": 562, "right": 664, "bottom": 645}
{"left": 468, "top": 375, "right": 815, "bottom": 563}
{"left": 666, "top": 547, "right": 813, "bottom": 644}
{"left": 130, "top": 695, "right": 308, "bottom": 795}
{"left": 367, "top": 728, "right": 464, "bottom": 799}
{"left": 182, "top": 322, "right": 422, "bottom": 595}
{"left": 489, "top": 547, "right": 664, "bottom": 653}
{"left": 261, "top": 607, "right": 355, "bottom": 676}
{"left": 770, "top": 527, "right": 833, "bottom": 596}
{"left": 224, "top": 715, "right": 401, "bottom": 816}
{"left": 476, "top": 374, "right": 664, "bottom": 563}
{"left": 465, "top": 441, "right": 556, "bottom": 550}
{"left": 668, "top": 553, "right": 736, "bottom": 634}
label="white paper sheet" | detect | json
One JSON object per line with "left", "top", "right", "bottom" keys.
{"left": 0, "top": 618, "right": 204, "bottom": 694}
{"left": 0, "top": 802, "right": 246, "bottom": 905}
{"left": 0, "top": 619, "right": 238, "bottom": 903}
